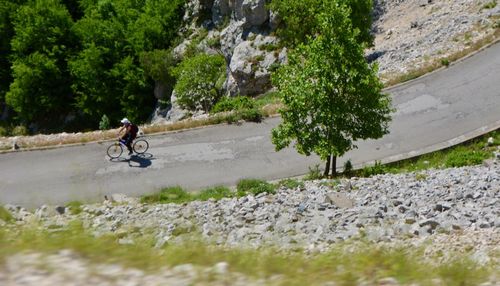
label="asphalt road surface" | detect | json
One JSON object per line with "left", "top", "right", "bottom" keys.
{"left": 1, "top": 43, "right": 500, "bottom": 208}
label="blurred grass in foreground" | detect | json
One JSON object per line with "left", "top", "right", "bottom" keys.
{"left": 0, "top": 222, "right": 495, "bottom": 285}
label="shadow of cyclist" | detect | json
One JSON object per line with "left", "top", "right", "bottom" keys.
{"left": 127, "top": 153, "right": 154, "bottom": 168}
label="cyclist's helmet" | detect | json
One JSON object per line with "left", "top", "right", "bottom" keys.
{"left": 120, "top": 118, "right": 130, "bottom": 125}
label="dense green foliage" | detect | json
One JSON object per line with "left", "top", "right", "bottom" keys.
{"left": 6, "top": 0, "right": 76, "bottom": 125}
{"left": 271, "top": 1, "right": 391, "bottom": 177}
{"left": 0, "top": 0, "right": 185, "bottom": 132}
{"left": 269, "top": 0, "right": 374, "bottom": 47}
{"left": 69, "top": 0, "right": 184, "bottom": 126}
{"left": 211, "top": 96, "right": 256, "bottom": 113}
{"left": 173, "top": 53, "right": 226, "bottom": 112}
{"left": 140, "top": 48, "right": 177, "bottom": 94}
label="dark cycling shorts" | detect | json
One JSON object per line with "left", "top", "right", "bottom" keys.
{"left": 121, "top": 133, "right": 136, "bottom": 144}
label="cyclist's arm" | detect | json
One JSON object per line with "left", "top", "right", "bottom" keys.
{"left": 118, "top": 126, "right": 125, "bottom": 137}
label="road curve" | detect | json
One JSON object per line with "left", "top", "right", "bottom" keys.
{"left": 1, "top": 43, "right": 500, "bottom": 208}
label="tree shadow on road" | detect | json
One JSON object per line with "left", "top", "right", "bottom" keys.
{"left": 109, "top": 153, "right": 155, "bottom": 168}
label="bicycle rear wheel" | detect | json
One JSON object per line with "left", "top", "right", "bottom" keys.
{"left": 133, "top": 139, "right": 149, "bottom": 154}
{"left": 107, "top": 143, "right": 123, "bottom": 158}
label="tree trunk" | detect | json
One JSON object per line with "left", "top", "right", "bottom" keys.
{"left": 331, "top": 155, "right": 337, "bottom": 177}
{"left": 324, "top": 155, "right": 331, "bottom": 177}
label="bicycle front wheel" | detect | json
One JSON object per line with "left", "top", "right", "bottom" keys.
{"left": 133, "top": 139, "right": 149, "bottom": 154}
{"left": 107, "top": 143, "right": 123, "bottom": 159}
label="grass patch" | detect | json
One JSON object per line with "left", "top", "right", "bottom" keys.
{"left": 254, "top": 91, "right": 281, "bottom": 108}
{"left": 141, "top": 186, "right": 191, "bottom": 204}
{"left": 66, "top": 201, "right": 83, "bottom": 215}
{"left": 444, "top": 147, "right": 491, "bottom": 167}
{"left": 196, "top": 186, "right": 233, "bottom": 201}
{"left": 0, "top": 206, "right": 14, "bottom": 223}
{"left": 236, "top": 179, "right": 275, "bottom": 196}
{"left": 277, "top": 178, "right": 304, "bottom": 190}
{"left": 0, "top": 225, "right": 494, "bottom": 285}
{"left": 141, "top": 186, "right": 236, "bottom": 204}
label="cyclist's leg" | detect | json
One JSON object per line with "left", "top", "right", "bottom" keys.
{"left": 123, "top": 134, "right": 133, "bottom": 153}
{"left": 128, "top": 134, "right": 137, "bottom": 153}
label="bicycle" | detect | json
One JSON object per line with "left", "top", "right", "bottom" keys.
{"left": 106, "top": 137, "right": 149, "bottom": 159}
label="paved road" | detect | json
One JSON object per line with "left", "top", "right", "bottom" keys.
{"left": 1, "top": 43, "right": 500, "bottom": 208}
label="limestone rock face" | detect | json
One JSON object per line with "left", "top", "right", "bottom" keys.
{"left": 169, "top": 0, "right": 284, "bottom": 107}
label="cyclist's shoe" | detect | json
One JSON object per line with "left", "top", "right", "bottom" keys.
{"left": 128, "top": 150, "right": 133, "bottom": 155}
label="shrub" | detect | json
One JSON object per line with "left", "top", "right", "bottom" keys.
{"left": 173, "top": 54, "right": 226, "bottom": 112}
{"left": 0, "top": 126, "right": 8, "bottom": 137}
{"left": 99, "top": 114, "right": 110, "bottom": 130}
{"left": 343, "top": 159, "right": 353, "bottom": 175}
{"left": 277, "top": 178, "right": 304, "bottom": 190}
{"left": 237, "top": 108, "right": 263, "bottom": 122}
{"left": 211, "top": 96, "right": 255, "bottom": 113}
{"left": 359, "top": 161, "right": 387, "bottom": 177}
{"left": 11, "top": 125, "right": 28, "bottom": 136}
{"left": 441, "top": 58, "right": 450, "bottom": 67}
{"left": 236, "top": 179, "right": 275, "bottom": 196}
{"left": 141, "top": 186, "right": 192, "bottom": 204}
{"left": 196, "top": 186, "right": 233, "bottom": 201}
{"left": 444, "top": 148, "right": 490, "bottom": 167}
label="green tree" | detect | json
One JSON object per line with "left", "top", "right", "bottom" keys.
{"left": 173, "top": 54, "right": 226, "bottom": 112}
{"left": 271, "top": 2, "right": 392, "bottom": 177}
{"left": 6, "top": 0, "right": 76, "bottom": 126}
{"left": 6, "top": 53, "right": 71, "bottom": 124}
{"left": 0, "top": 0, "right": 21, "bottom": 118}
{"left": 269, "top": 0, "right": 374, "bottom": 46}
{"left": 70, "top": 0, "right": 184, "bottom": 127}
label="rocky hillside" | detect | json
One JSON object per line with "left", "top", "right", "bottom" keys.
{"left": 157, "top": 0, "right": 500, "bottom": 122}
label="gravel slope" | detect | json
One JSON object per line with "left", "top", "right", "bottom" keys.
{"left": 2, "top": 155, "right": 499, "bottom": 285}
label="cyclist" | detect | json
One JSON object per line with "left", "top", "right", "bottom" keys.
{"left": 118, "top": 118, "right": 139, "bottom": 155}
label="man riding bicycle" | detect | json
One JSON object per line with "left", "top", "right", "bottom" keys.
{"left": 118, "top": 118, "right": 139, "bottom": 155}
